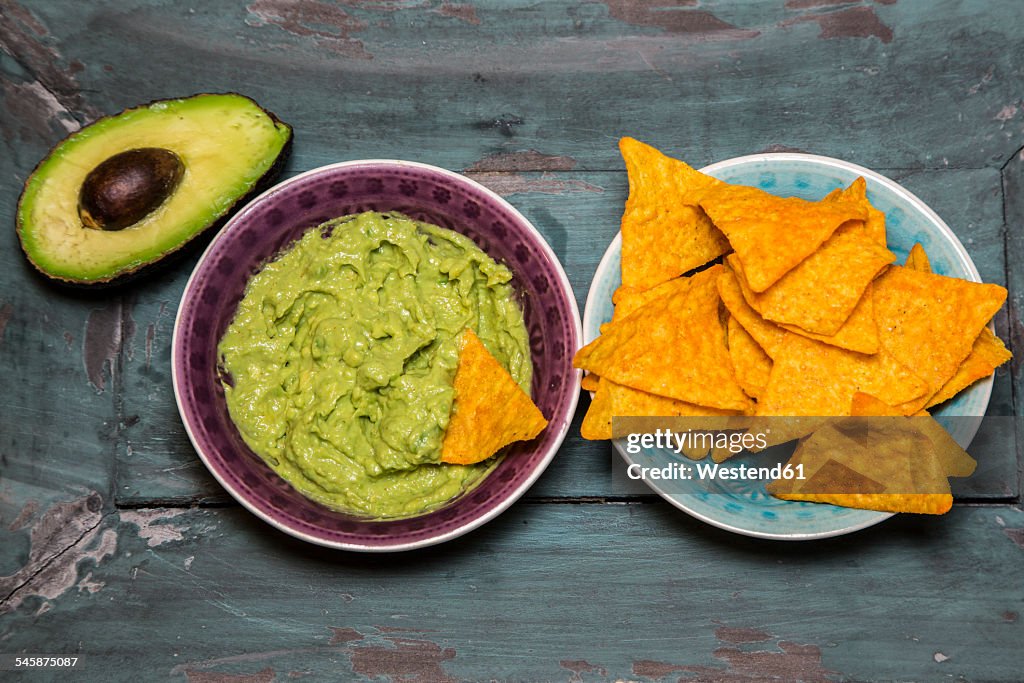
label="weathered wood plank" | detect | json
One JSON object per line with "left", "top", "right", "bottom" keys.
{"left": 0, "top": 83, "right": 116, "bottom": 578}
{"left": 114, "top": 168, "right": 1017, "bottom": 504}
{"left": 1, "top": 501, "right": 1022, "bottom": 681}
{"left": 7, "top": 0, "right": 1024, "bottom": 172}
{"left": 1000, "top": 148, "right": 1024, "bottom": 499}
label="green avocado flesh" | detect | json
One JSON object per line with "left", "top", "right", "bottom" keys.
{"left": 17, "top": 93, "right": 291, "bottom": 284}
{"left": 218, "top": 212, "right": 532, "bottom": 519}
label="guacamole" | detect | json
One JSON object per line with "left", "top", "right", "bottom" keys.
{"left": 219, "top": 211, "right": 532, "bottom": 518}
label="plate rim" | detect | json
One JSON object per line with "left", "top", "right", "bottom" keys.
{"left": 172, "top": 158, "right": 583, "bottom": 552}
{"left": 583, "top": 152, "right": 991, "bottom": 540}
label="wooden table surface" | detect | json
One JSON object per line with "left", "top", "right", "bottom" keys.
{"left": 2, "top": 1, "right": 1023, "bottom": 681}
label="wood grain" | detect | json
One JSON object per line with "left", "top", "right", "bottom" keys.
{"left": 2, "top": 1, "right": 1023, "bottom": 679}
{"left": 1, "top": 501, "right": 1023, "bottom": 681}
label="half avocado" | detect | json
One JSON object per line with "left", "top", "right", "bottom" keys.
{"left": 17, "top": 93, "right": 292, "bottom": 285}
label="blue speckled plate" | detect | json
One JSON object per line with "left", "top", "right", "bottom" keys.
{"left": 584, "top": 153, "right": 991, "bottom": 540}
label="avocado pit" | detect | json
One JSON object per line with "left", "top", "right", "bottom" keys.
{"left": 78, "top": 147, "right": 184, "bottom": 231}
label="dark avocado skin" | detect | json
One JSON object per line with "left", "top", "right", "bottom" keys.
{"left": 16, "top": 93, "right": 293, "bottom": 289}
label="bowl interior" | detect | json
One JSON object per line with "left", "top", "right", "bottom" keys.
{"left": 174, "top": 161, "right": 580, "bottom": 550}
{"left": 584, "top": 153, "right": 988, "bottom": 539}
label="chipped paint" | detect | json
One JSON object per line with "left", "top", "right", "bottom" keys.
{"left": 433, "top": 2, "right": 480, "bottom": 25}
{"left": 7, "top": 499, "right": 38, "bottom": 531}
{"left": 560, "top": 659, "right": 607, "bottom": 682}
{"left": 0, "top": 493, "right": 115, "bottom": 615}
{"left": 1003, "top": 527, "right": 1024, "bottom": 549}
{"left": 76, "top": 571, "right": 105, "bottom": 594}
{"left": 0, "top": 79, "right": 80, "bottom": 144}
{"left": 995, "top": 103, "right": 1019, "bottom": 124}
{"left": 120, "top": 508, "right": 190, "bottom": 547}
{"left": 785, "top": 0, "right": 854, "bottom": 8}
{"left": 83, "top": 302, "right": 122, "bottom": 392}
{"left": 632, "top": 627, "right": 838, "bottom": 681}
{"left": 349, "top": 637, "right": 456, "bottom": 683}
{"left": 602, "top": 1, "right": 759, "bottom": 40}
{"left": 694, "top": 641, "right": 836, "bottom": 681}
{"left": 715, "top": 626, "right": 772, "bottom": 644}
{"left": 933, "top": 652, "right": 950, "bottom": 663}
{"left": 632, "top": 659, "right": 688, "bottom": 679}
{"left": 781, "top": 5, "right": 893, "bottom": 43}
{"left": 0, "top": 1, "right": 98, "bottom": 123}
{"left": 967, "top": 64, "right": 995, "bottom": 95}
{"left": 184, "top": 667, "right": 276, "bottom": 683}
{"left": 173, "top": 651, "right": 318, "bottom": 678}
{"left": 328, "top": 627, "right": 364, "bottom": 644}
{"left": 246, "top": 0, "right": 372, "bottom": 59}
{"left": 467, "top": 171, "right": 603, "bottom": 197}
{"left": 465, "top": 150, "right": 578, "bottom": 173}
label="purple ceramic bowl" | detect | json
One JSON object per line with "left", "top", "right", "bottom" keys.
{"left": 172, "top": 160, "right": 582, "bottom": 551}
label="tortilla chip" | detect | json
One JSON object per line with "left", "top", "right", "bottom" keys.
{"left": 872, "top": 265, "right": 1007, "bottom": 412}
{"left": 441, "top": 329, "right": 548, "bottom": 464}
{"left": 779, "top": 286, "right": 879, "bottom": 354}
{"left": 699, "top": 184, "right": 866, "bottom": 292}
{"left": 901, "top": 246, "right": 1011, "bottom": 407}
{"left": 606, "top": 380, "right": 741, "bottom": 421}
{"left": 905, "top": 242, "right": 931, "bottom": 272}
{"left": 730, "top": 255, "right": 882, "bottom": 354}
{"left": 850, "top": 392, "right": 924, "bottom": 417}
{"left": 574, "top": 266, "right": 752, "bottom": 411}
{"left": 774, "top": 491, "right": 953, "bottom": 515}
{"left": 727, "top": 316, "right": 772, "bottom": 399}
{"left": 580, "top": 377, "right": 614, "bottom": 440}
{"left": 581, "top": 373, "right": 600, "bottom": 393}
{"left": 716, "top": 267, "right": 788, "bottom": 359}
{"left": 927, "top": 328, "right": 1011, "bottom": 407}
{"left": 850, "top": 392, "right": 976, "bottom": 477}
{"left": 755, "top": 333, "right": 928, "bottom": 417}
{"left": 619, "top": 137, "right": 729, "bottom": 291}
{"left": 768, "top": 421, "right": 953, "bottom": 514}
{"left": 726, "top": 223, "right": 894, "bottom": 336}
{"left": 605, "top": 382, "right": 743, "bottom": 456}
{"left": 579, "top": 378, "right": 740, "bottom": 443}
{"left": 825, "top": 177, "right": 887, "bottom": 247}
{"left": 612, "top": 278, "right": 683, "bottom": 322}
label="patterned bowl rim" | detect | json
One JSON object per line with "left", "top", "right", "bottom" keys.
{"left": 172, "top": 159, "right": 583, "bottom": 552}
{"left": 583, "top": 152, "right": 991, "bottom": 541}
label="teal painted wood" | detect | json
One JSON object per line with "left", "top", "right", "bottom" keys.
{"left": 0, "top": 98, "right": 116, "bottom": 579}
{"left": 1, "top": 501, "right": 1023, "bottom": 681}
{"left": 4, "top": 1, "right": 1024, "bottom": 173}
{"left": 1000, "top": 150, "right": 1024, "bottom": 498}
{"left": 2, "top": 2, "right": 1024, "bottom": 680}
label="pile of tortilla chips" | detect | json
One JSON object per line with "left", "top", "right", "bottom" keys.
{"left": 574, "top": 137, "right": 1011, "bottom": 515}
{"left": 442, "top": 329, "right": 548, "bottom": 465}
